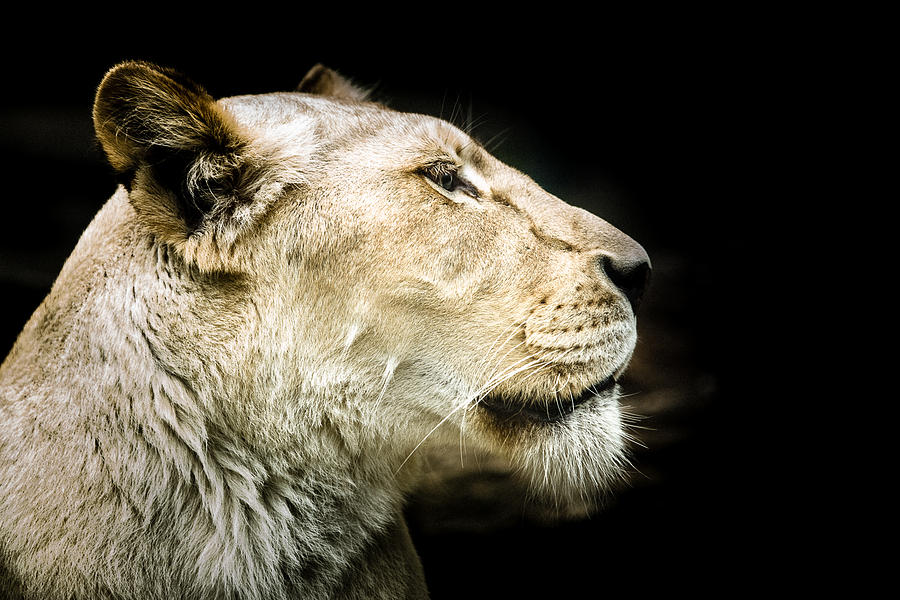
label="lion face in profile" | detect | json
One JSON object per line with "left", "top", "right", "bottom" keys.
{"left": 91, "top": 62, "right": 650, "bottom": 512}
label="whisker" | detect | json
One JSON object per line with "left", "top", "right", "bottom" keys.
{"left": 394, "top": 325, "right": 542, "bottom": 474}
{"left": 482, "top": 126, "right": 512, "bottom": 153}
{"left": 472, "top": 355, "right": 547, "bottom": 402}
{"left": 470, "top": 358, "right": 555, "bottom": 413}
{"left": 372, "top": 355, "right": 400, "bottom": 413}
{"left": 476, "top": 342, "right": 534, "bottom": 393}
{"left": 474, "top": 322, "right": 525, "bottom": 384}
{"left": 395, "top": 397, "right": 471, "bottom": 475}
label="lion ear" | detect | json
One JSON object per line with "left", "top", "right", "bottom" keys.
{"left": 93, "top": 61, "right": 245, "bottom": 180}
{"left": 93, "top": 61, "right": 274, "bottom": 270}
{"left": 297, "top": 64, "right": 370, "bottom": 101}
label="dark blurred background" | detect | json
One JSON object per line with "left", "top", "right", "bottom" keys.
{"left": 0, "top": 14, "right": 796, "bottom": 597}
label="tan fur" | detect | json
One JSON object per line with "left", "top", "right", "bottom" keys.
{"left": 0, "top": 62, "right": 649, "bottom": 599}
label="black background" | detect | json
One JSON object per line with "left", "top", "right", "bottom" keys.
{"left": 0, "top": 13, "right": 811, "bottom": 597}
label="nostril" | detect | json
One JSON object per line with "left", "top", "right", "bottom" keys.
{"left": 600, "top": 253, "right": 651, "bottom": 312}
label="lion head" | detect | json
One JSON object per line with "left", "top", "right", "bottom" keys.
{"left": 93, "top": 61, "right": 650, "bottom": 514}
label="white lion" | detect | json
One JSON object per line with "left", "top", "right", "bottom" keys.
{"left": 0, "top": 62, "right": 650, "bottom": 599}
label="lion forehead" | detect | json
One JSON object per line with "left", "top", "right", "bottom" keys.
{"left": 222, "top": 92, "right": 476, "bottom": 169}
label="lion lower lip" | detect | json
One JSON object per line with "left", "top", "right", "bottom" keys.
{"left": 480, "top": 375, "right": 616, "bottom": 424}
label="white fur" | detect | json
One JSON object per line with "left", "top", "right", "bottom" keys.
{"left": 0, "top": 63, "right": 648, "bottom": 599}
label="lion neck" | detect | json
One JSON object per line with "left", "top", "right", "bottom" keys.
{"left": 2, "top": 191, "right": 421, "bottom": 595}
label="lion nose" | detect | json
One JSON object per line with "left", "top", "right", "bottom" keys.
{"left": 599, "top": 246, "right": 651, "bottom": 313}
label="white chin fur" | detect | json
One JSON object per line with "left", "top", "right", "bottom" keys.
{"left": 502, "top": 395, "right": 629, "bottom": 515}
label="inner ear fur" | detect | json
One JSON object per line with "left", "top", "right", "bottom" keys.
{"left": 93, "top": 61, "right": 273, "bottom": 270}
{"left": 297, "top": 64, "right": 370, "bottom": 101}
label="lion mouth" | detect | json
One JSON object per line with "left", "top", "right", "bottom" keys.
{"left": 479, "top": 375, "right": 617, "bottom": 424}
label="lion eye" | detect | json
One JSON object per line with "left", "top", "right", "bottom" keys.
{"left": 438, "top": 171, "right": 457, "bottom": 192}
{"left": 423, "top": 164, "right": 478, "bottom": 198}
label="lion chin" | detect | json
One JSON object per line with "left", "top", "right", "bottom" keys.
{"left": 468, "top": 354, "right": 636, "bottom": 509}
{"left": 0, "top": 61, "right": 649, "bottom": 599}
